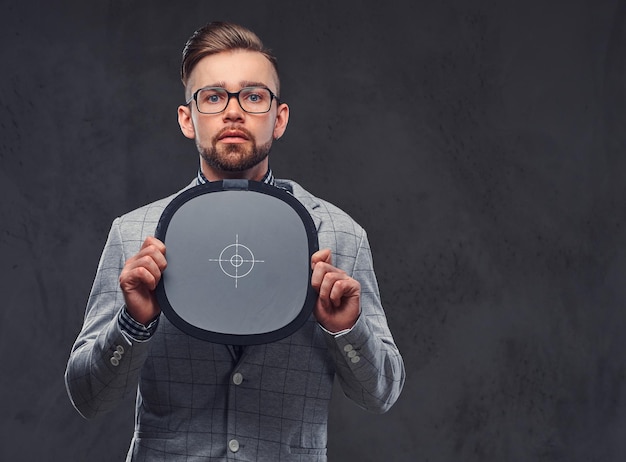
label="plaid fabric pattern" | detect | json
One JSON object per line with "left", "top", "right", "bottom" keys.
{"left": 119, "top": 308, "right": 159, "bottom": 341}
{"left": 65, "top": 179, "right": 405, "bottom": 461}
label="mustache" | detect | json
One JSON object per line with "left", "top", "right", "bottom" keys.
{"left": 214, "top": 125, "right": 254, "bottom": 141}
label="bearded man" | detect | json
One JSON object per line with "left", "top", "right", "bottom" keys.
{"left": 65, "top": 21, "right": 405, "bottom": 462}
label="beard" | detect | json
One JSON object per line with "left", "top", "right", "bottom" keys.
{"left": 198, "top": 126, "right": 273, "bottom": 173}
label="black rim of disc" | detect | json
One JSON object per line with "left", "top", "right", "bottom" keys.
{"left": 154, "top": 180, "right": 319, "bottom": 345}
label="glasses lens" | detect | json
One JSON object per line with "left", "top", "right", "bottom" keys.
{"left": 239, "top": 87, "right": 272, "bottom": 113}
{"left": 196, "top": 88, "right": 228, "bottom": 114}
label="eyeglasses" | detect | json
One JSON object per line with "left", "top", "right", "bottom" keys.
{"left": 186, "top": 86, "right": 279, "bottom": 114}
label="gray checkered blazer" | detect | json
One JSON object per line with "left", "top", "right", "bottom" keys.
{"left": 65, "top": 179, "right": 405, "bottom": 461}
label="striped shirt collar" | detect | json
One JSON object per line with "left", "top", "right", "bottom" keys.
{"left": 196, "top": 168, "right": 276, "bottom": 187}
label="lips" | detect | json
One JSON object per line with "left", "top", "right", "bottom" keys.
{"left": 218, "top": 128, "right": 250, "bottom": 142}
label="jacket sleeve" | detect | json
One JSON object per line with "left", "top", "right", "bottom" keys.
{"left": 322, "top": 229, "right": 405, "bottom": 413}
{"left": 64, "top": 218, "right": 152, "bottom": 419}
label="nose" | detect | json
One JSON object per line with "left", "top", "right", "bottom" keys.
{"left": 222, "top": 94, "right": 244, "bottom": 122}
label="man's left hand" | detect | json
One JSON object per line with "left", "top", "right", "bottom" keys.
{"left": 311, "top": 248, "right": 361, "bottom": 333}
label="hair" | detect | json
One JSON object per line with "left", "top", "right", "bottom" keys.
{"left": 181, "top": 22, "right": 280, "bottom": 94}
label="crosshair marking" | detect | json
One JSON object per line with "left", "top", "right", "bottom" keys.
{"left": 208, "top": 234, "right": 265, "bottom": 288}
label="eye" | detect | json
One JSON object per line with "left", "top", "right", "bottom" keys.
{"left": 242, "top": 88, "right": 268, "bottom": 104}
{"left": 200, "top": 88, "right": 226, "bottom": 104}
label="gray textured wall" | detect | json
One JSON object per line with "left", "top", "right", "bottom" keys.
{"left": 1, "top": 0, "right": 626, "bottom": 460}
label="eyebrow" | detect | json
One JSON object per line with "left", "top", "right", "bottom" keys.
{"left": 202, "top": 81, "right": 271, "bottom": 90}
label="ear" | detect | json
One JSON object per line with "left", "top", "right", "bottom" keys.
{"left": 273, "top": 102, "right": 289, "bottom": 140}
{"left": 178, "top": 104, "right": 196, "bottom": 139}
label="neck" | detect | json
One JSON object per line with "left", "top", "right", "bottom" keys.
{"left": 200, "top": 161, "right": 268, "bottom": 182}
{"left": 198, "top": 164, "right": 274, "bottom": 186}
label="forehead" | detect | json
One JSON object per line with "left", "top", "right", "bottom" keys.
{"left": 187, "top": 50, "right": 279, "bottom": 93}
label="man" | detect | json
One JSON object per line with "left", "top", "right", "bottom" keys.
{"left": 65, "top": 21, "right": 405, "bottom": 461}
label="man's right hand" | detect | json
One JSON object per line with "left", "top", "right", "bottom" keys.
{"left": 119, "top": 236, "right": 167, "bottom": 325}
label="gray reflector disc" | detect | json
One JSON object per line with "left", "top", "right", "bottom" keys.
{"left": 155, "top": 180, "right": 318, "bottom": 345}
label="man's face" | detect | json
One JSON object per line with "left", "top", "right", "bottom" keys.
{"left": 178, "top": 50, "right": 289, "bottom": 181}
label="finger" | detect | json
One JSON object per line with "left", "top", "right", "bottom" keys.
{"left": 317, "top": 271, "right": 349, "bottom": 306}
{"left": 132, "top": 265, "right": 160, "bottom": 291}
{"left": 136, "top": 254, "right": 165, "bottom": 281}
{"left": 135, "top": 241, "right": 168, "bottom": 271}
{"left": 145, "top": 248, "right": 167, "bottom": 272}
{"left": 311, "top": 248, "right": 332, "bottom": 268}
{"left": 120, "top": 265, "right": 159, "bottom": 292}
{"left": 329, "top": 278, "right": 360, "bottom": 308}
{"left": 121, "top": 254, "right": 165, "bottom": 290}
{"left": 311, "top": 261, "right": 344, "bottom": 290}
{"left": 142, "top": 236, "right": 166, "bottom": 253}
{"left": 139, "top": 238, "right": 167, "bottom": 265}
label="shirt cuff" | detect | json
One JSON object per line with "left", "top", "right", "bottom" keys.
{"left": 318, "top": 324, "right": 354, "bottom": 338}
{"left": 118, "top": 307, "right": 159, "bottom": 341}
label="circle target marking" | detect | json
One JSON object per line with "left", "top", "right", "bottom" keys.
{"left": 208, "top": 234, "right": 265, "bottom": 288}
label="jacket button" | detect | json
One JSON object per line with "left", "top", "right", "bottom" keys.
{"left": 232, "top": 372, "right": 243, "bottom": 385}
{"left": 228, "top": 439, "right": 240, "bottom": 452}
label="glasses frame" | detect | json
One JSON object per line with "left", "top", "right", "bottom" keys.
{"left": 186, "top": 86, "right": 280, "bottom": 114}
